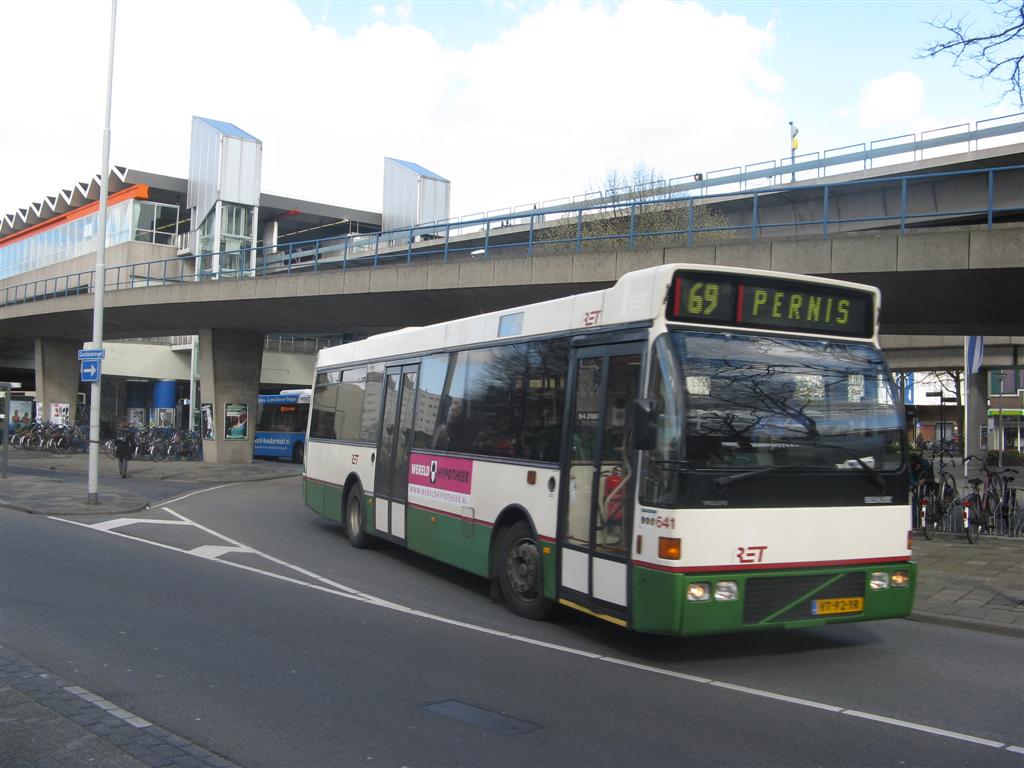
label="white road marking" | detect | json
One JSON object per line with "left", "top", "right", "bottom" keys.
{"left": 156, "top": 484, "right": 237, "bottom": 506}
{"left": 91, "top": 517, "right": 190, "bottom": 532}
{"left": 508, "top": 635, "right": 603, "bottom": 659}
{"left": 601, "top": 656, "right": 711, "bottom": 684}
{"left": 63, "top": 685, "right": 151, "bottom": 728}
{"left": 50, "top": 506, "right": 1024, "bottom": 755}
{"left": 710, "top": 681, "right": 845, "bottom": 712}
{"left": 843, "top": 710, "right": 1005, "bottom": 749}
{"left": 189, "top": 545, "right": 253, "bottom": 559}
{"left": 161, "top": 507, "right": 368, "bottom": 597}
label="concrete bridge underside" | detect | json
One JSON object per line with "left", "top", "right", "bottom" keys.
{"left": 1, "top": 225, "right": 1020, "bottom": 352}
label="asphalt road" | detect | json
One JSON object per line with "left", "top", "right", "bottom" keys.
{"left": 2, "top": 477, "right": 1022, "bottom": 767}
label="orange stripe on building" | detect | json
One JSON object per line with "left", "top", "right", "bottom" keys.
{"left": 0, "top": 184, "right": 151, "bottom": 247}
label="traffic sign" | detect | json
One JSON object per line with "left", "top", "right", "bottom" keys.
{"left": 78, "top": 349, "right": 105, "bottom": 361}
{"left": 80, "top": 361, "right": 101, "bottom": 382}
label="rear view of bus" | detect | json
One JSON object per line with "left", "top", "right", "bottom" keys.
{"left": 254, "top": 390, "right": 311, "bottom": 464}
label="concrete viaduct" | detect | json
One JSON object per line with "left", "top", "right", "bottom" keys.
{"left": 2, "top": 150, "right": 1022, "bottom": 462}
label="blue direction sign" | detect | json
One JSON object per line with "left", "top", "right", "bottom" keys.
{"left": 78, "top": 349, "right": 105, "bottom": 361}
{"left": 80, "top": 361, "right": 101, "bottom": 382}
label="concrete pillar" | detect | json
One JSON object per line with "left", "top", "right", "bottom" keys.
{"left": 262, "top": 219, "right": 278, "bottom": 254}
{"left": 34, "top": 339, "right": 81, "bottom": 424}
{"left": 198, "top": 329, "right": 263, "bottom": 464}
{"left": 964, "top": 370, "right": 988, "bottom": 460}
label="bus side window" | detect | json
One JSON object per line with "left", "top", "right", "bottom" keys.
{"left": 359, "top": 364, "right": 385, "bottom": 442}
{"left": 310, "top": 372, "right": 339, "bottom": 440}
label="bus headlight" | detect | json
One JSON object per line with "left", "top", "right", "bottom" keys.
{"left": 687, "top": 583, "right": 711, "bottom": 602}
{"left": 869, "top": 572, "right": 890, "bottom": 590}
{"left": 714, "top": 581, "right": 738, "bottom": 601}
{"left": 890, "top": 571, "right": 910, "bottom": 588}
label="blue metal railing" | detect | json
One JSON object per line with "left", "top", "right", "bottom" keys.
{"left": 2, "top": 164, "right": 1022, "bottom": 308}
{"left": 422, "top": 111, "right": 1023, "bottom": 222}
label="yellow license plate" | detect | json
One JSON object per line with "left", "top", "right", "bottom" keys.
{"left": 812, "top": 597, "right": 863, "bottom": 616}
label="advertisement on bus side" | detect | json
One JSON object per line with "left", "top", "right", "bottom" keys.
{"left": 408, "top": 453, "right": 474, "bottom": 508}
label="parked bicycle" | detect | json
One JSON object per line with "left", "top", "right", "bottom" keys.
{"left": 992, "top": 466, "right": 1020, "bottom": 537}
{"left": 919, "top": 450, "right": 960, "bottom": 540}
{"left": 961, "top": 455, "right": 1020, "bottom": 543}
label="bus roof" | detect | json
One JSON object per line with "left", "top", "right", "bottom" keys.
{"left": 316, "top": 263, "right": 880, "bottom": 369}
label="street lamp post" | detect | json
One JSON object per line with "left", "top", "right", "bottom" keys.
{"left": 87, "top": 0, "right": 118, "bottom": 505}
{"left": 925, "top": 390, "right": 943, "bottom": 449}
{"left": 1, "top": 381, "right": 22, "bottom": 480}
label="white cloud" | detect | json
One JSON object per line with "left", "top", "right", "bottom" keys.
{"left": 0, "top": 0, "right": 785, "bottom": 219}
{"left": 856, "top": 71, "right": 927, "bottom": 131}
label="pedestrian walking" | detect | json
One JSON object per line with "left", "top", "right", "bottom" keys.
{"left": 114, "top": 421, "right": 134, "bottom": 478}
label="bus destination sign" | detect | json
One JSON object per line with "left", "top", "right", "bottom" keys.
{"left": 667, "top": 271, "right": 874, "bottom": 337}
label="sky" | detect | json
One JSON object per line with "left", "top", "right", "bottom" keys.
{"left": 1, "top": 0, "right": 1019, "bottom": 222}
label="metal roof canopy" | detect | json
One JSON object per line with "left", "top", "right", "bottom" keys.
{"left": 385, "top": 158, "right": 449, "bottom": 182}
{"left": 194, "top": 116, "right": 260, "bottom": 142}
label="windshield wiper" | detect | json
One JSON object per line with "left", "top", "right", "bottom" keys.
{"left": 712, "top": 464, "right": 807, "bottom": 491}
{"left": 652, "top": 459, "right": 692, "bottom": 473}
{"left": 809, "top": 442, "right": 885, "bottom": 491}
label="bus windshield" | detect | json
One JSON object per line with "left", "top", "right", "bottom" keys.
{"left": 645, "top": 331, "right": 903, "bottom": 488}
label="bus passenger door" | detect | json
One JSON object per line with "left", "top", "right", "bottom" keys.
{"left": 374, "top": 364, "right": 419, "bottom": 541}
{"left": 559, "top": 343, "right": 643, "bottom": 620}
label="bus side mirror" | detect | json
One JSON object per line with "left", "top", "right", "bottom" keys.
{"left": 632, "top": 399, "right": 656, "bottom": 451}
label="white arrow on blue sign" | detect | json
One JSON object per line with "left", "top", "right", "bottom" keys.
{"left": 80, "top": 361, "right": 101, "bottom": 382}
{"left": 78, "top": 349, "right": 106, "bottom": 361}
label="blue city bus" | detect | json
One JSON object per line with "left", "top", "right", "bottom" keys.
{"left": 254, "top": 390, "right": 311, "bottom": 463}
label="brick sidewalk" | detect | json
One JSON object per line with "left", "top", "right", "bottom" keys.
{"left": 0, "top": 648, "right": 239, "bottom": 768}
{"left": 910, "top": 532, "right": 1024, "bottom": 636}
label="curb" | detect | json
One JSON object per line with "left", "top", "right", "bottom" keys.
{"left": 907, "top": 610, "right": 1024, "bottom": 639}
{"left": 0, "top": 647, "right": 239, "bottom": 768}
{"left": 0, "top": 497, "right": 151, "bottom": 516}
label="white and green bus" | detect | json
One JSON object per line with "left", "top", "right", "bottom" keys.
{"left": 303, "top": 263, "right": 915, "bottom": 635}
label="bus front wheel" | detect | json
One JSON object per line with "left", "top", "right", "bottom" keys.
{"left": 293, "top": 442, "right": 304, "bottom": 464}
{"left": 496, "top": 521, "right": 553, "bottom": 620}
{"left": 346, "top": 485, "right": 370, "bottom": 549}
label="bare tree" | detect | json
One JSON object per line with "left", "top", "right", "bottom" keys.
{"left": 538, "top": 161, "right": 732, "bottom": 251}
{"left": 920, "top": 0, "right": 1024, "bottom": 107}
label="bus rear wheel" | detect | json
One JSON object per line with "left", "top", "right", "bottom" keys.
{"left": 346, "top": 485, "right": 370, "bottom": 549}
{"left": 496, "top": 521, "right": 553, "bottom": 620}
{"left": 293, "top": 442, "right": 304, "bottom": 464}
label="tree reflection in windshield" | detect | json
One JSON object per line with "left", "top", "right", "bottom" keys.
{"left": 641, "top": 331, "right": 904, "bottom": 506}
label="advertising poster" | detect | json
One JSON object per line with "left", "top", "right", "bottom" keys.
{"left": 225, "top": 403, "right": 248, "bottom": 440}
{"left": 200, "top": 403, "right": 215, "bottom": 440}
{"left": 50, "top": 403, "right": 69, "bottom": 426}
{"left": 407, "top": 453, "right": 474, "bottom": 508}
{"left": 9, "top": 400, "right": 33, "bottom": 430}
{"left": 156, "top": 408, "right": 176, "bottom": 428}
{"left": 128, "top": 408, "right": 146, "bottom": 427}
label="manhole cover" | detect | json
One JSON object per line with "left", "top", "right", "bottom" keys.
{"left": 422, "top": 700, "right": 541, "bottom": 735}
